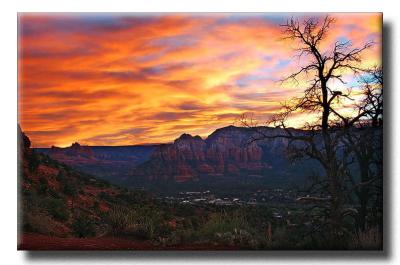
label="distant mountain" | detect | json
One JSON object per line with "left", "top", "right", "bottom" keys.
{"left": 130, "top": 125, "right": 316, "bottom": 187}
{"left": 35, "top": 143, "right": 157, "bottom": 184}
{"left": 34, "top": 125, "right": 319, "bottom": 191}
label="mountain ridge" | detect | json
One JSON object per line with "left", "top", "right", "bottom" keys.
{"left": 34, "top": 125, "right": 313, "bottom": 188}
{"left": 131, "top": 125, "right": 308, "bottom": 183}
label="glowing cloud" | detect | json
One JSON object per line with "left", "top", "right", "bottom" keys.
{"left": 18, "top": 13, "right": 382, "bottom": 147}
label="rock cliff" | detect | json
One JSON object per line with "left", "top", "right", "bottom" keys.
{"left": 134, "top": 125, "right": 299, "bottom": 182}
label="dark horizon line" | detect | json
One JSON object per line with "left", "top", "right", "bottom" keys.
{"left": 23, "top": 123, "right": 375, "bottom": 149}
{"left": 25, "top": 124, "right": 282, "bottom": 149}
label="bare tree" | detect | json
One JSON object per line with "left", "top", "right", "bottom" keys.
{"left": 358, "top": 66, "right": 383, "bottom": 127}
{"left": 278, "top": 16, "right": 374, "bottom": 240}
{"left": 281, "top": 16, "right": 373, "bottom": 131}
{"left": 241, "top": 16, "right": 379, "bottom": 246}
{"left": 341, "top": 67, "right": 383, "bottom": 232}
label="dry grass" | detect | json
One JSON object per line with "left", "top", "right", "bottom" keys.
{"left": 350, "top": 227, "right": 382, "bottom": 250}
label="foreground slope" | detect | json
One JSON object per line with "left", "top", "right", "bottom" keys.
{"left": 18, "top": 126, "right": 161, "bottom": 249}
{"left": 19, "top": 127, "right": 265, "bottom": 250}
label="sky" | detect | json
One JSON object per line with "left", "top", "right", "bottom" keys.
{"left": 18, "top": 13, "right": 382, "bottom": 147}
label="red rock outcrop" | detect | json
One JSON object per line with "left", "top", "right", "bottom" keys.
{"left": 49, "top": 142, "right": 96, "bottom": 162}
{"left": 136, "top": 126, "right": 284, "bottom": 181}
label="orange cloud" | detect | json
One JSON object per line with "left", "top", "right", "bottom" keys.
{"left": 18, "top": 13, "right": 382, "bottom": 147}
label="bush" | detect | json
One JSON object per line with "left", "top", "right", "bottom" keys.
{"left": 201, "top": 210, "right": 248, "bottom": 236}
{"left": 214, "top": 229, "right": 258, "bottom": 248}
{"left": 106, "top": 206, "right": 168, "bottom": 240}
{"left": 23, "top": 211, "right": 67, "bottom": 237}
{"left": 92, "top": 201, "right": 100, "bottom": 211}
{"left": 199, "top": 209, "right": 266, "bottom": 248}
{"left": 155, "top": 223, "right": 173, "bottom": 237}
{"left": 107, "top": 206, "right": 136, "bottom": 233}
{"left": 44, "top": 197, "right": 70, "bottom": 221}
{"left": 63, "top": 182, "right": 78, "bottom": 197}
{"left": 349, "top": 227, "right": 382, "bottom": 250}
{"left": 28, "top": 154, "right": 40, "bottom": 172}
{"left": 72, "top": 214, "right": 97, "bottom": 238}
{"left": 38, "top": 177, "right": 48, "bottom": 195}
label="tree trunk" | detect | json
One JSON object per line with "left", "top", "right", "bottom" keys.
{"left": 321, "top": 80, "right": 329, "bottom": 131}
{"left": 357, "top": 190, "right": 368, "bottom": 231}
{"left": 323, "top": 132, "right": 343, "bottom": 240}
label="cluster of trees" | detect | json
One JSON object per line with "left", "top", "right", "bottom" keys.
{"left": 244, "top": 16, "right": 383, "bottom": 248}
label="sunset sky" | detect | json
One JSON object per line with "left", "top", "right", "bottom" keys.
{"left": 18, "top": 13, "right": 381, "bottom": 147}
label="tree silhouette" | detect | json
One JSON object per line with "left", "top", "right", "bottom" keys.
{"left": 341, "top": 67, "right": 383, "bottom": 232}
{"left": 241, "top": 15, "right": 382, "bottom": 247}
{"left": 280, "top": 16, "right": 373, "bottom": 131}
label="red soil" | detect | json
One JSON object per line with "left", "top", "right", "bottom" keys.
{"left": 18, "top": 233, "right": 154, "bottom": 250}
{"left": 18, "top": 233, "right": 239, "bottom": 250}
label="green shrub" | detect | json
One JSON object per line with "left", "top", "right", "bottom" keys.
{"left": 107, "top": 206, "right": 136, "bottom": 232}
{"left": 38, "top": 177, "right": 48, "bottom": 195}
{"left": 23, "top": 211, "right": 67, "bottom": 237}
{"left": 28, "top": 154, "right": 40, "bottom": 172}
{"left": 106, "top": 206, "right": 168, "bottom": 240}
{"left": 92, "top": 201, "right": 100, "bottom": 211}
{"left": 201, "top": 210, "right": 248, "bottom": 236}
{"left": 63, "top": 182, "right": 78, "bottom": 197}
{"left": 199, "top": 209, "right": 267, "bottom": 248}
{"left": 99, "top": 191, "right": 110, "bottom": 200}
{"left": 154, "top": 222, "right": 173, "bottom": 238}
{"left": 44, "top": 197, "right": 70, "bottom": 221}
{"left": 72, "top": 214, "right": 97, "bottom": 238}
{"left": 47, "top": 188, "right": 60, "bottom": 198}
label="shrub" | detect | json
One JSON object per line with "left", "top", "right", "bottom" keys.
{"left": 154, "top": 223, "right": 173, "bottom": 238}
{"left": 106, "top": 206, "right": 167, "bottom": 240}
{"left": 63, "top": 182, "right": 78, "bottom": 197}
{"left": 349, "top": 227, "right": 382, "bottom": 250}
{"left": 201, "top": 210, "right": 248, "bottom": 236}
{"left": 38, "top": 177, "right": 48, "bottom": 195}
{"left": 44, "top": 197, "right": 70, "bottom": 221}
{"left": 172, "top": 229, "right": 200, "bottom": 245}
{"left": 107, "top": 206, "right": 136, "bottom": 233}
{"left": 23, "top": 211, "right": 67, "bottom": 237}
{"left": 199, "top": 209, "right": 267, "bottom": 248}
{"left": 72, "top": 214, "right": 97, "bottom": 238}
{"left": 28, "top": 154, "right": 40, "bottom": 172}
{"left": 47, "top": 188, "right": 60, "bottom": 199}
{"left": 99, "top": 191, "right": 110, "bottom": 200}
{"left": 92, "top": 201, "right": 100, "bottom": 211}
{"left": 56, "top": 171, "right": 66, "bottom": 182}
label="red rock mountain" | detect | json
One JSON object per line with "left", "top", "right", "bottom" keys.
{"left": 134, "top": 125, "right": 296, "bottom": 182}
{"left": 48, "top": 143, "right": 96, "bottom": 163}
{"left": 34, "top": 125, "right": 305, "bottom": 184}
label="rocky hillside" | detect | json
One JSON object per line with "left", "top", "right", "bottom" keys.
{"left": 18, "top": 126, "right": 154, "bottom": 240}
{"left": 133, "top": 125, "right": 307, "bottom": 182}
{"left": 19, "top": 126, "right": 273, "bottom": 250}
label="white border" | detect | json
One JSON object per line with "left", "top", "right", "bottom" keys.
{"left": 2, "top": 1, "right": 399, "bottom": 264}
